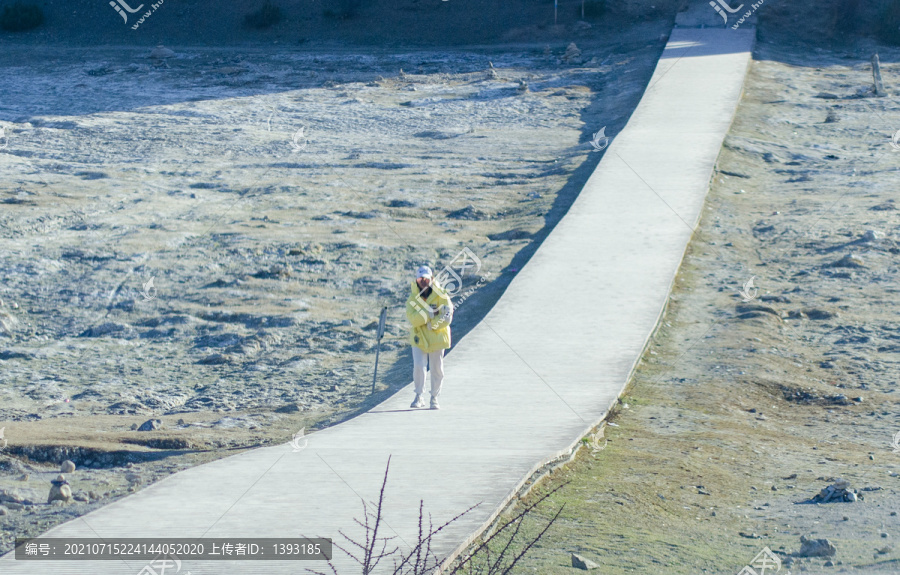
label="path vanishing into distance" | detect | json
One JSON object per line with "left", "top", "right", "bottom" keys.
{"left": 1, "top": 25, "right": 755, "bottom": 575}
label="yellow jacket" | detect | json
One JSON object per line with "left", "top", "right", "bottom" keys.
{"left": 406, "top": 280, "right": 453, "bottom": 353}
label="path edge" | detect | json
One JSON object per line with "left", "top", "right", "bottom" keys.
{"left": 436, "top": 25, "right": 758, "bottom": 573}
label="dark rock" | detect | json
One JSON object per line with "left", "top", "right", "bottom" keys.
{"left": 252, "top": 265, "right": 292, "bottom": 279}
{"left": 48, "top": 474, "right": 72, "bottom": 504}
{"left": 137, "top": 419, "right": 162, "bottom": 432}
{"left": 60, "top": 249, "right": 115, "bottom": 262}
{"left": 197, "top": 353, "right": 232, "bottom": 365}
{"left": 804, "top": 309, "right": 836, "bottom": 320}
{"left": 827, "top": 254, "right": 865, "bottom": 268}
{"left": 803, "top": 480, "right": 859, "bottom": 503}
{"left": 447, "top": 205, "right": 488, "bottom": 220}
{"left": 274, "top": 404, "right": 301, "bottom": 413}
{"left": 75, "top": 171, "right": 108, "bottom": 180}
{"left": 796, "top": 535, "right": 836, "bottom": 557}
{"left": 79, "top": 322, "right": 132, "bottom": 337}
{"left": 340, "top": 210, "right": 379, "bottom": 219}
{"left": 571, "top": 553, "right": 598, "bottom": 570}
{"left": 870, "top": 200, "right": 896, "bottom": 211}
{"left": 385, "top": 199, "right": 417, "bottom": 208}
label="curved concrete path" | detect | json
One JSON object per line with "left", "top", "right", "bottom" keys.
{"left": 2, "top": 27, "right": 755, "bottom": 574}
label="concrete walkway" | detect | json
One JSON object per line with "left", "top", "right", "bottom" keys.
{"left": 1, "top": 27, "right": 755, "bottom": 575}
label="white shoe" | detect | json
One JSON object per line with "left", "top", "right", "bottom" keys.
{"left": 430, "top": 396, "right": 440, "bottom": 410}
{"left": 411, "top": 394, "right": 425, "bottom": 408}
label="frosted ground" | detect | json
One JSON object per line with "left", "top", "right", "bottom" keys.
{"left": 0, "top": 28, "right": 670, "bottom": 553}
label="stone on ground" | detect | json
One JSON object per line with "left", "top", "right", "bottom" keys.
{"left": 571, "top": 553, "right": 599, "bottom": 570}
{"left": 797, "top": 535, "right": 837, "bottom": 557}
{"left": 47, "top": 475, "right": 72, "bottom": 504}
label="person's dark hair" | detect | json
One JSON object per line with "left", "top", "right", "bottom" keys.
{"left": 417, "top": 279, "right": 433, "bottom": 301}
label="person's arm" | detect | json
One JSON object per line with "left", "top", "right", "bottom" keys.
{"left": 432, "top": 295, "right": 454, "bottom": 330}
{"left": 406, "top": 295, "right": 434, "bottom": 327}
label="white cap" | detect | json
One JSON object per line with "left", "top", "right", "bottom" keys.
{"left": 416, "top": 265, "right": 432, "bottom": 279}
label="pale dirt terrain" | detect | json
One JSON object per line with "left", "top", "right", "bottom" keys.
{"left": 478, "top": 26, "right": 900, "bottom": 575}
{"left": 0, "top": 22, "right": 673, "bottom": 556}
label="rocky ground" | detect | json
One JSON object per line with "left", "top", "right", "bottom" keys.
{"left": 481, "top": 27, "right": 900, "bottom": 575}
{"left": 0, "top": 22, "right": 673, "bottom": 556}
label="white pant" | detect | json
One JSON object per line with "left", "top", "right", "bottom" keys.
{"left": 412, "top": 346, "right": 444, "bottom": 397}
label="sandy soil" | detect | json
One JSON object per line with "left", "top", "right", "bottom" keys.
{"left": 478, "top": 27, "right": 900, "bottom": 575}
{"left": 0, "top": 22, "right": 673, "bottom": 556}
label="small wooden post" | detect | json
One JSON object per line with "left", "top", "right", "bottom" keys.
{"left": 873, "top": 53, "right": 886, "bottom": 97}
{"left": 371, "top": 307, "right": 387, "bottom": 394}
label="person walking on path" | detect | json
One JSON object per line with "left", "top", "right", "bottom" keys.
{"left": 406, "top": 265, "right": 453, "bottom": 410}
